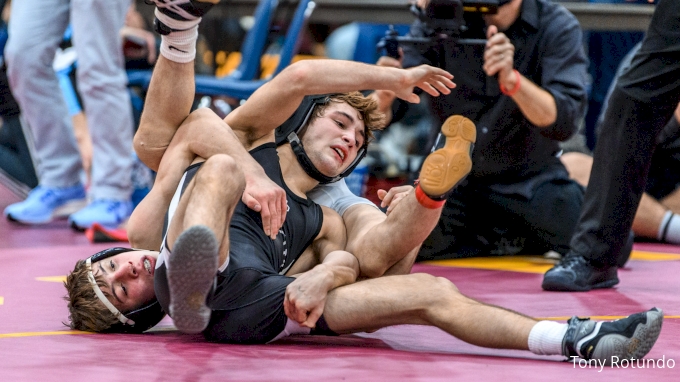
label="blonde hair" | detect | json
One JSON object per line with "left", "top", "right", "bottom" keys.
{"left": 307, "top": 91, "right": 385, "bottom": 145}
{"left": 63, "top": 259, "right": 119, "bottom": 332}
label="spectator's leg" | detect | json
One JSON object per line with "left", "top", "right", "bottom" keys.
{"left": 63, "top": 0, "right": 135, "bottom": 230}
{"left": 561, "top": 151, "right": 674, "bottom": 243}
{"left": 5, "top": 0, "right": 81, "bottom": 189}
{"left": 71, "top": 0, "right": 134, "bottom": 204}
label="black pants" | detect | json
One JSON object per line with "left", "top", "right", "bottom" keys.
{"left": 419, "top": 174, "right": 584, "bottom": 260}
{"left": 569, "top": 0, "right": 680, "bottom": 267}
{"left": 0, "top": 62, "right": 37, "bottom": 188}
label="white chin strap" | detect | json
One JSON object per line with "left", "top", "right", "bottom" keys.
{"left": 86, "top": 257, "right": 135, "bottom": 326}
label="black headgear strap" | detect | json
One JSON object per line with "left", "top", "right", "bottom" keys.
{"left": 276, "top": 94, "right": 367, "bottom": 184}
{"left": 87, "top": 247, "right": 166, "bottom": 333}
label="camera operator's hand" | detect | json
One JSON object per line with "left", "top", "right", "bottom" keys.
{"left": 483, "top": 25, "right": 518, "bottom": 92}
{"left": 414, "top": 0, "right": 430, "bottom": 9}
{"left": 377, "top": 54, "right": 402, "bottom": 69}
{"left": 393, "top": 64, "right": 455, "bottom": 104}
{"left": 371, "top": 53, "right": 404, "bottom": 125}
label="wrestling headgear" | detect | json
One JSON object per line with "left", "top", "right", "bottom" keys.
{"left": 275, "top": 94, "right": 368, "bottom": 184}
{"left": 86, "top": 247, "right": 166, "bottom": 333}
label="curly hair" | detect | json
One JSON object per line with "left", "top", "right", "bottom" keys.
{"left": 306, "top": 91, "right": 386, "bottom": 146}
{"left": 63, "top": 259, "right": 119, "bottom": 332}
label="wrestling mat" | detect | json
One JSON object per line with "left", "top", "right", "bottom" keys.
{"left": 0, "top": 184, "right": 678, "bottom": 381}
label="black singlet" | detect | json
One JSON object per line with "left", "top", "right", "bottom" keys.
{"left": 155, "top": 143, "right": 332, "bottom": 343}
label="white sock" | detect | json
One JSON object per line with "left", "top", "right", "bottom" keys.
{"left": 160, "top": 25, "right": 199, "bottom": 63}
{"left": 528, "top": 321, "right": 568, "bottom": 356}
{"left": 657, "top": 210, "right": 680, "bottom": 244}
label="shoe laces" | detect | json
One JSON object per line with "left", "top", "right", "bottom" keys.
{"left": 89, "top": 200, "right": 123, "bottom": 214}
{"left": 557, "top": 253, "right": 585, "bottom": 268}
{"left": 26, "top": 187, "right": 59, "bottom": 205}
{"left": 37, "top": 188, "right": 56, "bottom": 203}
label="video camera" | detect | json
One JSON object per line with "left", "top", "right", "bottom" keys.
{"left": 378, "top": 0, "right": 507, "bottom": 59}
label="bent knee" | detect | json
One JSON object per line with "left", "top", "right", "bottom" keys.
{"left": 200, "top": 155, "right": 245, "bottom": 188}
{"left": 359, "top": 261, "right": 389, "bottom": 279}
{"left": 408, "top": 273, "right": 460, "bottom": 293}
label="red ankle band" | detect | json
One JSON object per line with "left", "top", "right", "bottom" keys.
{"left": 415, "top": 185, "right": 446, "bottom": 209}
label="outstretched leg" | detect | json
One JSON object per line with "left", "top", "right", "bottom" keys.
{"left": 324, "top": 273, "right": 534, "bottom": 349}
{"left": 321, "top": 273, "right": 663, "bottom": 363}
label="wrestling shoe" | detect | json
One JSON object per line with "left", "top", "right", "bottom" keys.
{"left": 562, "top": 308, "right": 664, "bottom": 364}
{"left": 4, "top": 185, "right": 86, "bottom": 224}
{"left": 542, "top": 253, "right": 618, "bottom": 292}
{"left": 147, "top": 0, "right": 220, "bottom": 35}
{"left": 167, "top": 225, "right": 219, "bottom": 334}
{"left": 68, "top": 199, "right": 133, "bottom": 231}
{"left": 418, "top": 115, "right": 476, "bottom": 199}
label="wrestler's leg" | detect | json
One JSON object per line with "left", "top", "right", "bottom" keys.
{"left": 134, "top": 56, "right": 196, "bottom": 171}
{"left": 322, "top": 273, "right": 663, "bottom": 362}
{"left": 344, "top": 199, "right": 437, "bottom": 278}
{"left": 165, "top": 154, "right": 244, "bottom": 262}
{"left": 324, "top": 273, "right": 534, "bottom": 349}
{"left": 164, "top": 155, "right": 245, "bottom": 333}
{"left": 346, "top": 116, "right": 476, "bottom": 278}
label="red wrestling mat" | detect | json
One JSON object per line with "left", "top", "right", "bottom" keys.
{"left": 1, "top": 184, "right": 678, "bottom": 381}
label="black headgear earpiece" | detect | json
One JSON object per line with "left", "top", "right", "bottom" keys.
{"left": 275, "top": 94, "right": 368, "bottom": 184}
{"left": 87, "top": 247, "right": 166, "bottom": 333}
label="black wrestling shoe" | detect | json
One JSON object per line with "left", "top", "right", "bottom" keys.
{"left": 146, "top": 0, "right": 219, "bottom": 35}
{"left": 541, "top": 253, "right": 618, "bottom": 292}
{"left": 562, "top": 308, "right": 664, "bottom": 365}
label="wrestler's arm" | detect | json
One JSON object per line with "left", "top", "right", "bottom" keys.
{"left": 283, "top": 207, "right": 360, "bottom": 328}
{"left": 137, "top": 108, "right": 286, "bottom": 239}
{"left": 224, "top": 59, "right": 455, "bottom": 139}
{"left": 128, "top": 109, "right": 283, "bottom": 249}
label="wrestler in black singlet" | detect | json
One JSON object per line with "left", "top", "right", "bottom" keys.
{"left": 155, "top": 143, "right": 336, "bottom": 343}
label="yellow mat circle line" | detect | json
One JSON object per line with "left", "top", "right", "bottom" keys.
{"left": 0, "top": 331, "right": 92, "bottom": 338}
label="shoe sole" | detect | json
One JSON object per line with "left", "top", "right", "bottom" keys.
{"left": 419, "top": 115, "right": 476, "bottom": 198}
{"left": 86, "top": 223, "right": 129, "bottom": 243}
{"left": 593, "top": 308, "right": 664, "bottom": 364}
{"left": 167, "top": 225, "right": 219, "bottom": 334}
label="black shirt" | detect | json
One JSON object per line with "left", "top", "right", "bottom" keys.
{"left": 402, "top": 0, "right": 588, "bottom": 185}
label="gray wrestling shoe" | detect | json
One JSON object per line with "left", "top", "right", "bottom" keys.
{"left": 562, "top": 308, "right": 664, "bottom": 365}
{"left": 167, "top": 225, "right": 219, "bottom": 334}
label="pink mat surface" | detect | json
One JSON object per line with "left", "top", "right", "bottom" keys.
{"left": 1, "top": 184, "right": 678, "bottom": 381}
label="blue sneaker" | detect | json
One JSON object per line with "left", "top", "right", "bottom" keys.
{"left": 4, "top": 185, "right": 86, "bottom": 224}
{"left": 68, "top": 199, "right": 133, "bottom": 231}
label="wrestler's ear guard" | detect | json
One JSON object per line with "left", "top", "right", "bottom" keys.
{"left": 87, "top": 247, "right": 166, "bottom": 333}
{"left": 275, "top": 94, "right": 368, "bottom": 184}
